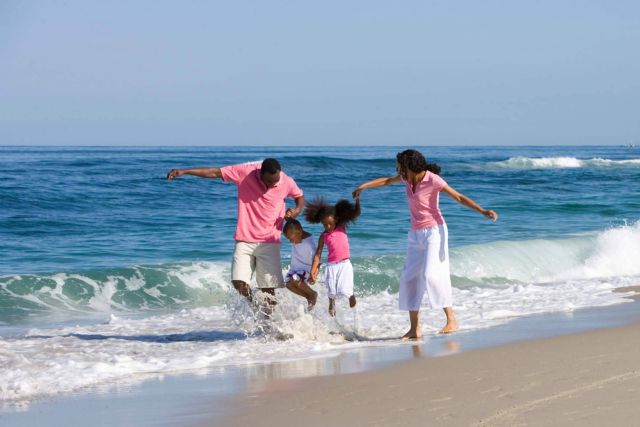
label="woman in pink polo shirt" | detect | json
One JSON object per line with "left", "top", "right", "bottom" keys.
{"left": 353, "top": 149, "right": 497, "bottom": 338}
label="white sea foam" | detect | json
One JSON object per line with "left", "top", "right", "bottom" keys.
{"left": 2, "top": 224, "right": 639, "bottom": 403}
{"left": 0, "top": 275, "right": 636, "bottom": 403}
{"left": 488, "top": 156, "right": 640, "bottom": 169}
{"left": 451, "top": 221, "right": 640, "bottom": 284}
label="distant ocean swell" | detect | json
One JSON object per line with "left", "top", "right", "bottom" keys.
{"left": 486, "top": 156, "right": 640, "bottom": 169}
{"left": 2, "top": 222, "right": 638, "bottom": 325}
{"left": 211, "top": 155, "right": 640, "bottom": 171}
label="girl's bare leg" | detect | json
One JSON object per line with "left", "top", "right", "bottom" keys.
{"left": 401, "top": 310, "right": 422, "bottom": 340}
{"left": 286, "top": 280, "right": 317, "bottom": 310}
{"left": 286, "top": 280, "right": 306, "bottom": 298}
{"left": 440, "top": 307, "right": 459, "bottom": 334}
{"left": 349, "top": 294, "right": 356, "bottom": 308}
{"left": 328, "top": 298, "right": 336, "bottom": 317}
{"left": 297, "top": 281, "right": 318, "bottom": 310}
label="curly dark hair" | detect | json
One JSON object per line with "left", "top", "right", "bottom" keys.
{"left": 303, "top": 196, "right": 360, "bottom": 228}
{"left": 396, "top": 149, "right": 441, "bottom": 179}
{"left": 303, "top": 197, "right": 334, "bottom": 224}
{"left": 282, "top": 218, "right": 303, "bottom": 234}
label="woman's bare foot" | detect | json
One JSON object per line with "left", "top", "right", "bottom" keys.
{"left": 401, "top": 329, "right": 422, "bottom": 340}
{"left": 328, "top": 298, "right": 336, "bottom": 317}
{"left": 439, "top": 319, "right": 459, "bottom": 334}
{"left": 349, "top": 295, "right": 356, "bottom": 308}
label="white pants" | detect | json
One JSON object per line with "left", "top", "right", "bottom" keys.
{"left": 324, "top": 259, "right": 354, "bottom": 299}
{"left": 399, "top": 224, "right": 452, "bottom": 311}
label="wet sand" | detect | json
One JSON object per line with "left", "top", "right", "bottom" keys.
{"left": 216, "top": 322, "right": 640, "bottom": 427}
{"left": 215, "top": 298, "right": 640, "bottom": 427}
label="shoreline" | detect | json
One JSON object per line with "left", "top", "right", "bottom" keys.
{"left": 2, "top": 298, "right": 639, "bottom": 427}
{"left": 214, "top": 319, "right": 640, "bottom": 427}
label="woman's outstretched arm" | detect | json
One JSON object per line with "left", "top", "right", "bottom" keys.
{"left": 441, "top": 185, "right": 498, "bottom": 221}
{"left": 352, "top": 175, "right": 402, "bottom": 199}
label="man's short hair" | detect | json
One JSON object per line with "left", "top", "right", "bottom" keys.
{"left": 261, "top": 158, "right": 281, "bottom": 175}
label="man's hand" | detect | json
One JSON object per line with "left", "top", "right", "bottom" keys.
{"left": 166, "top": 169, "right": 184, "bottom": 180}
{"left": 285, "top": 208, "right": 300, "bottom": 219}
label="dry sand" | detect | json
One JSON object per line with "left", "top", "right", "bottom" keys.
{"left": 213, "top": 323, "right": 640, "bottom": 427}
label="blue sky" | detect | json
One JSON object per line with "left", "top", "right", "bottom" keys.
{"left": 1, "top": 1, "right": 639, "bottom": 146}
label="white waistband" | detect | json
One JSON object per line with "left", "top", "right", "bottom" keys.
{"left": 327, "top": 258, "right": 351, "bottom": 266}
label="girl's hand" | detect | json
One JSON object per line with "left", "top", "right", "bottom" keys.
{"left": 483, "top": 209, "right": 498, "bottom": 221}
{"left": 352, "top": 187, "right": 363, "bottom": 199}
{"left": 166, "top": 169, "right": 183, "bottom": 180}
{"left": 310, "top": 269, "right": 318, "bottom": 283}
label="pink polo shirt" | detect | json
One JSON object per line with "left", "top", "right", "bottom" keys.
{"left": 403, "top": 171, "right": 447, "bottom": 230}
{"left": 323, "top": 227, "right": 350, "bottom": 263}
{"left": 221, "top": 162, "right": 303, "bottom": 243}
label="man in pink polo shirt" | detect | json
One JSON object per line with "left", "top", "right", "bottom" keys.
{"left": 166, "top": 158, "right": 304, "bottom": 308}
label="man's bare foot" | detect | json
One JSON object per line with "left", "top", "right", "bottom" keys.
{"left": 328, "top": 299, "right": 336, "bottom": 317}
{"left": 401, "top": 329, "right": 422, "bottom": 340}
{"left": 306, "top": 290, "right": 318, "bottom": 312}
{"left": 349, "top": 295, "right": 356, "bottom": 308}
{"left": 439, "top": 320, "right": 459, "bottom": 334}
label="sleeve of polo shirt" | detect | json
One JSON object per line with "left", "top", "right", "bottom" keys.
{"left": 432, "top": 173, "right": 448, "bottom": 191}
{"left": 287, "top": 177, "right": 304, "bottom": 199}
{"left": 220, "top": 163, "right": 257, "bottom": 184}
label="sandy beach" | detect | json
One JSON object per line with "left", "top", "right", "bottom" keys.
{"left": 215, "top": 312, "right": 640, "bottom": 426}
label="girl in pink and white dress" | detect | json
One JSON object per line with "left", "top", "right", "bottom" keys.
{"left": 304, "top": 196, "right": 361, "bottom": 317}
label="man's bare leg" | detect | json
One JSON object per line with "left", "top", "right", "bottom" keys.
{"left": 401, "top": 310, "right": 422, "bottom": 340}
{"left": 232, "top": 280, "right": 252, "bottom": 301}
{"left": 440, "top": 307, "right": 458, "bottom": 334}
{"left": 257, "top": 288, "right": 276, "bottom": 318}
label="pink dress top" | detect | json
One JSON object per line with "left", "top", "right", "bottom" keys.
{"left": 220, "top": 162, "right": 303, "bottom": 243}
{"left": 323, "top": 226, "right": 350, "bottom": 263}
{"left": 403, "top": 171, "right": 447, "bottom": 230}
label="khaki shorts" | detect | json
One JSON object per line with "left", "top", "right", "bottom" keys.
{"left": 231, "top": 242, "right": 285, "bottom": 289}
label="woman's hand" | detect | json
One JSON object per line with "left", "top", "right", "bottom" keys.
{"left": 483, "top": 209, "right": 498, "bottom": 221}
{"left": 352, "top": 187, "right": 363, "bottom": 199}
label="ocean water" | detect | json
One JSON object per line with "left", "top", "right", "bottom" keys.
{"left": 1, "top": 145, "right": 640, "bottom": 403}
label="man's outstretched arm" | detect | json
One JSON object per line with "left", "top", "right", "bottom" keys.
{"left": 166, "top": 167, "right": 222, "bottom": 180}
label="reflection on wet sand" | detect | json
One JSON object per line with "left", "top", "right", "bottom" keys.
{"left": 243, "top": 337, "right": 463, "bottom": 393}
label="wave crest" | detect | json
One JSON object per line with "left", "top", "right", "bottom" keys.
{"left": 489, "top": 156, "right": 640, "bottom": 169}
